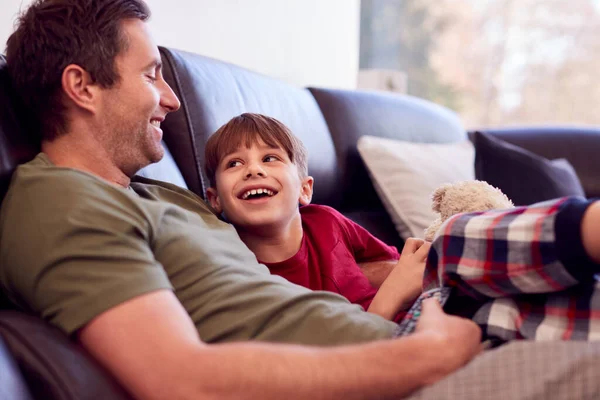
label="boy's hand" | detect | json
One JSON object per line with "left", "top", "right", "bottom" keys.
{"left": 385, "top": 238, "right": 430, "bottom": 307}
{"left": 396, "top": 238, "right": 430, "bottom": 300}
{"left": 367, "top": 238, "right": 430, "bottom": 319}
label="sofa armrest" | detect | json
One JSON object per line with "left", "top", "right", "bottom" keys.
{"left": 0, "top": 311, "right": 133, "bottom": 400}
{"left": 472, "top": 127, "right": 600, "bottom": 198}
{"left": 0, "top": 336, "right": 33, "bottom": 400}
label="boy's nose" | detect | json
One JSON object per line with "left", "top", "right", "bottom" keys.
{"left": 245, "top": 163, "right": 266, "bottom": 178}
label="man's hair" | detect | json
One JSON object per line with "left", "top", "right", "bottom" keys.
{"left": 5, "top": 0, "right": 150, "bottom": 141}
{"left": 205, "top": 113, "right": 309, "bottom": 188}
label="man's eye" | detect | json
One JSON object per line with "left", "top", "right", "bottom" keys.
{"left": 226, "top": 160, "right": 242, "bottom": 168}
{"left": 146, "top": 75, "right": 157, "bottom": 83}
{"left": 263, "top": 155, "right": 279, "bottom": 162}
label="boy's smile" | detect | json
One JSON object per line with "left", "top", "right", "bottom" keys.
{"left": 238, "top": 186, "right": 277, "bottom": 201}
{"left": 207, "top": 139, "right": 313, "bottom": 231}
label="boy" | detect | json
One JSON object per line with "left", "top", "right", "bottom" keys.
{"left": 205, "top": 113, "right": 430, "bottom": 320}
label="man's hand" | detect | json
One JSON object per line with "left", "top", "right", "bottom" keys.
{"left": 413, "top": 298, "right": 482, "bottom": 385}
{"left": 368, "top": 238, "right": 430, "bottom": 319}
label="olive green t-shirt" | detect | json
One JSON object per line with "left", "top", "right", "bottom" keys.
{"left": 0, "top": 153, "right": 396, "bottom": 345}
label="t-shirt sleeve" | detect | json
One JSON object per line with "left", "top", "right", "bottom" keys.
{"left": 320, "top": 206, "right": 400, "bottom": 262}
{"left": 0, "top": 171, "right": 172, "bottom": 335}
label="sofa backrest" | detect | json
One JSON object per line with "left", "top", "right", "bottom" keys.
{"left": 158, "top": 47, "right": 468, "bottom": 214}
{"left": 309, "top": 87, "right": 466, "bottom": 211}
{"left": 0, "top": 55, "right": 39, "bottom": 203}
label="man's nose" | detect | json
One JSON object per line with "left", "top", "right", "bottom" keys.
{"left": 159, "top": 79, "right": 181, "bottom": 113}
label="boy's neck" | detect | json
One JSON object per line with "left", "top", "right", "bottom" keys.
{"left": 237, "top": 214, "right": 304, "bottom": 263}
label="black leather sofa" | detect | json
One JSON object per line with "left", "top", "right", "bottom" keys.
{"left": 1, "top": 46, "right": 600, "bottom": 399}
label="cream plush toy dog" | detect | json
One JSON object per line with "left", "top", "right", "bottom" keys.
{"left": 424, "top": 180, "right": 515, "bottom": 242}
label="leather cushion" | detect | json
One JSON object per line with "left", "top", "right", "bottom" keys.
{"left": 309, "top": 88, "right": 466, "bottom": 211}
{"left": 0, "top": 312, "right": 132, "bottom": 400}
{"left": 0, "top": 337, "right": 33, "bottom": 400}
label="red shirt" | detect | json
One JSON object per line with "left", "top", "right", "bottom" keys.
{"left": 260, "top": 205, "right": 399, "bottom": 311}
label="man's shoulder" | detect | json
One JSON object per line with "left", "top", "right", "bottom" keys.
{"left": 0, "top": 153, "right": 150, "bottom": 234}
{"left": 5, "top": 153, "right": 126, "bottom": 205}
{"left": 130, "top": 175, "right": 214, "bottom": 216}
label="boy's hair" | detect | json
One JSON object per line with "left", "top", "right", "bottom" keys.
{"left": 205, "top": 113, "right": 308, "bottom": 188}
{"left": 5, "top": 0, "right": 150, "bottom": 141}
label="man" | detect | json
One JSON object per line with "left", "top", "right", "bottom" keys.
{"left": 0, "top": 1, "right": 481, "bottom": 399}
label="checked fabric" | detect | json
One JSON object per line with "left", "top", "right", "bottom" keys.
{"left": 424, "top": 196, "right": 600, "bottom": 342}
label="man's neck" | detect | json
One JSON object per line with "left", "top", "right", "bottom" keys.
{"left": 41, "top": 134, "right": 131, "bottom": 188}
{"left": 237, "top": 214, "right": 304, "bottom": 263}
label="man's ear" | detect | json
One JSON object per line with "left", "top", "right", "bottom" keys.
{"left": 299, "top": 176, "right": 314, "bottom": 206}
{"left": 206, "top": 187, "right": 223, "bottom": 213}
{"left": 61, "top": 64, "right": 101, "bottom": 113}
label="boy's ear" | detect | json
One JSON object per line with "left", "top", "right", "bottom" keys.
{"left": 206, "top": 187, "right": 223, "bottom": 213}
{"left": 61, "top": 64, "right": 100, "bottom": 113}
{"left": 298, "top": 176, "right": 314, "bottom": 206}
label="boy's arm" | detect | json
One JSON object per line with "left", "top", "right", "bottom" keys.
{"left": 357, "top": 259, "right": 396, "bottom": 287}
{"left": 329, "top": 208, "right": 400, "bottom": 287}
{"left": 367, "top": 239, "right": 430, "bottom": 320}
{"left": 79, "top": 289, "right": 481, "bottom": 400}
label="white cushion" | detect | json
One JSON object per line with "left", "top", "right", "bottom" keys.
{"left": 357, "top": 136, "right": 475, "bottom": 239}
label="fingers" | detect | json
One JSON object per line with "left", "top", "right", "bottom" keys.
{"left": 401, "top": 238, "right": 426, "bottom": 255}
{"left": 414, "top": 298, "right": 443, "bottom": 332}
{"left": 415, "top": 241, "right": 431, "bottom": 260}
{"left": 421, "top": 297, "right": 443, "bottom": 313}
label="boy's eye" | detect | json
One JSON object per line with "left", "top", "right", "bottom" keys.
{"left": 263, "top": 155, "right": 279, "bottom": 162}
{"left": 146, "top": 75, "right": 157, "bottom": 83}
{"left": 226, "top": 160, "right": 242, "bottom": 168}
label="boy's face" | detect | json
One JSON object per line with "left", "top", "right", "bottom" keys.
{"left": 206, "top": 139, "right": 313, "bottom": 231}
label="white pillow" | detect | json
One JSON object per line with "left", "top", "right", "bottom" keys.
{"left": 357, "top": 136, "right": 475, "bottom": 239}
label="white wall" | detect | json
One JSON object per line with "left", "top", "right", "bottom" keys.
{"left": 0, "top": 0, "right": 33, "bottom": 51}
{"left": 0, "top": 0, "right": 360, "bottom": 89}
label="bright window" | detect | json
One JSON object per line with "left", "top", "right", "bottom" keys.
{"left": 360, "top": 0, "right": 600, "bottom": 128}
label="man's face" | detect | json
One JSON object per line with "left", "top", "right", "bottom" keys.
{"left": 97, "top": 19, "right": 180, "bottom": 177}
{"left": 207, "top": 139, "right": 313, "bottom": 231}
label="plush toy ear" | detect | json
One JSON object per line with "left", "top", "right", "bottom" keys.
{"left": 431, "top": 184, "right": 451, "bottom": 213}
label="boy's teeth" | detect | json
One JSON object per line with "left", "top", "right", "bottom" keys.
{"left": 242, "top": 188, "right": 275, "bottom": 199}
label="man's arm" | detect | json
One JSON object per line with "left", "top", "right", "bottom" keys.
{"left": 79, "top": 290, "right": 480, "bottom": 400}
